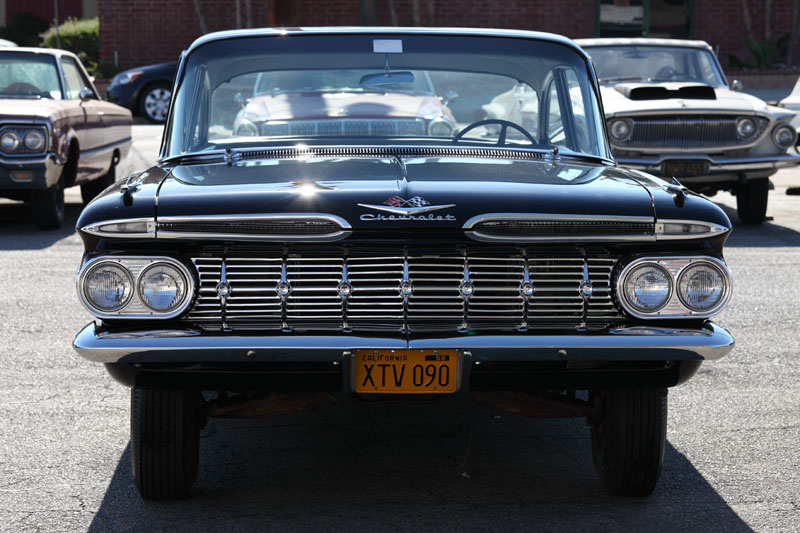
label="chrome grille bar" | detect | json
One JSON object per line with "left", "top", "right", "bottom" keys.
{"left": 187, "top": 252, "right": 624, "bottom": 332}
{"left": 613, "top": 115, "right": 769, "bottom": 151}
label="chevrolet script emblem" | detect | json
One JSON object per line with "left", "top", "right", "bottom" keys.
{"left": 358, "top": 195, "right": 456, "bottom": 217}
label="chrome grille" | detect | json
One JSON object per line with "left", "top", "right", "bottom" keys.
{"left": 187, "top": 251, "right": 624, "bottom": 332}
{"left": 261, "top": 118, "right": 426, "bottom": 137}
{"left": 613, "top": 115, "right": 769, "bottom": 151}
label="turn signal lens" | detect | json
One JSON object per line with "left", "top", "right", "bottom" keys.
{"left": 137, "top": 263, "right": 188, "bottom": 312}
{"left": 677, "top": 262, "right": 726, "bottom": 312}
{"left": 622, "top": 264, "right": 671, "bottom": 313}
{"left": 83, "top": 263, "right": 133, "bottom": 312}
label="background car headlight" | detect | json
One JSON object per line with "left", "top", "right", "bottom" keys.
{"left": 772, "top": 125, "right": 796, "bottom": 149}
{"left": 234, "top": 119, "right": 258, "bottom": 137}
{"left": 114, "top": 70, "right": 143, "bottom": 85}
{"left": 137, "top": 263, "right": 189, "bottom": 312}
{"left": 83, "top": 263, "right": 133, "bottom": 312}
{"left": 608, "top": 119, "right": 632, "bottom": 141}
{"left": 736, "top": 117, "right": 756, "bottom": 138}
{"left": 677, "top": 262, "right": 726, "bottom": 312}
{"left": 1, "top": 131, "right": 19, "bottom": 152}
{"left": 622, "top": 263, "right": 671, "bottom": 313}
{"left": 428, "top": 119, "right": 454, "bottom": 137}
{"left": 23, "top": 130, "right": 45, "bottom": 152}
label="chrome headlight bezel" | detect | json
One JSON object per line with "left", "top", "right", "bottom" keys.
{"left": 428, "top": 117, "right": 455, "bottom": 137}
{"left": 771, "top": 124, "right": 797, "bottom": 149}
{"left": 736, "top": 117, "right": 757, "bottom": 138}
{"left": 616, "top": 256, "right": 732, "bottom": 319}
{"left": 608, "top": 118, "right": 633, "bottom": 141}
{"left": 77, "top": 256, "right": 195, "bottom": 319}
{"left": 0, "top": 125, "right": 49, "bottom": 155}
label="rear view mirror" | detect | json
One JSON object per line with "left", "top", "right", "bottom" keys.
{"left": 359, "top": 71, "right": 415, "bottom": 87}
{"left": 731, "top": 79, "right": 743, "bottom": 92}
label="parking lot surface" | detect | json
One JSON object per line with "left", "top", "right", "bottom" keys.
{"left": 1, "top": 125, "right": 799, "bottom": 532}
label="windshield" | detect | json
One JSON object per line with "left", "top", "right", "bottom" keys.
{"left": 0, "top": 52, "right": 62, "bottom": 99}
{"left": 586, "top": 45, "right": 726, "bottom": 87}
{"left": 167, "top": 33, "right": 609, "bottom": 159}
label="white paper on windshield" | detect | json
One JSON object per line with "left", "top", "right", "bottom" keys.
{"left": 373, "top": 40, "right": 403, "bottom": 53}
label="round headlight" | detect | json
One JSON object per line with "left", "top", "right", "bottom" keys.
{"left": 234, "top": 119, "right": 258, "bottom": 137}
{"left": 736, "top": 117, "right": 756, "bottom": 138}
{"left": 1, "top": 131, "right": 19, "bottom": 152}
{"left": 83, "top": 263, "right": 133, "bottom": 312}
{"left": 428, "top": 119, "right": 454, "bottom": 137}
{"left": 609, "top": 119, "right": 632, "bottom": 141}
{"left": 23, "top": 130, "right": 45, "bottom": 151}
{"left": 677, "top": 262, "right": 726, "bottom": 312}
{"left": 772, "top": 125, "right": 796, "bottom": 149}
{"left": 622, "top": 263, "right": 672, "bottom": 314}
{"left": 137, "top": 263, "right": 189, "bottom": 312}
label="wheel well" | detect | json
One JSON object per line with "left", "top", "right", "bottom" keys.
{"left": 63, "top": 140, "right": 80, "bottom": 187}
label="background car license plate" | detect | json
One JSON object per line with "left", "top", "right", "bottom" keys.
{"left": 354, "top": 350, "right": 459, "bottom": 394}
{"left": 663, "top": 160, "right": 708, "bottom": 177}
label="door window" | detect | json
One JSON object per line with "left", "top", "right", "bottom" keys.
{"left": 61, "top": 57, "right": 92, "bottom": 99}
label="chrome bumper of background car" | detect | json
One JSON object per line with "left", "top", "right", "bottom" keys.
{"left": 73, "top": 321, "right": 734, "bottom": 363}
{"left": 618, "top": 153, "right": 800, "bottom": 174}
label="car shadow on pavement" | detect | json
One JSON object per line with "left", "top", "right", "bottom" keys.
{"left": 87, "top": 395, "right": 751, "bottom": 532}
{"left": 0, "top": 199, "right": 81, "bottom": 250}
{"left": 716, "top": 203, "right": 800, "bottom": 247}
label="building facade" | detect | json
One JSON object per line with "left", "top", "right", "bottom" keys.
{"left": 96, "top": 0, "right": 799, "bottom": 74}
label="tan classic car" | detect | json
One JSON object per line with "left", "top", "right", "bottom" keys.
{"left": 577, "top": 38, "right": 800, "bottom": 224}
{"left": 0, "top": 48, "right": 132, "bottom": 229}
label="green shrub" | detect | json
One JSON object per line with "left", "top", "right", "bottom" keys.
{"left": 40, "top": 17, "right": 99, "bottom": 74}
{"left": 0, "top": 12, "right": 49, "bottom": 47}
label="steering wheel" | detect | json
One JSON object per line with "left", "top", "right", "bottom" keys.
{"left": 1, "top": 82, "right": 41, "bottom": 94}
{"left": 453, "top": 119, "right": 538, "bottom": 147}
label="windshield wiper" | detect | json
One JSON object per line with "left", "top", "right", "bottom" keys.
{"left": 598, "top": 76, "right": 643, "bottom": 83}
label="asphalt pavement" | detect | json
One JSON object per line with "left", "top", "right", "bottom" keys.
{"left": 1, "top": 125, "right": 799, "bottom": 531}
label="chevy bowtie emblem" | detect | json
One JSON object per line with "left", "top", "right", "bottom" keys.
{"left": 358, "top": 196, "right": 455, "bottom": 216}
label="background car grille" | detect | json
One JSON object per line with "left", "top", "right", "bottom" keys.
{"left": 261, "top": 118, "right": 427, "bottom": 137}
{"left": 186, "top": 249, "right": 624, "bottom": 333}
{"left": 611, "top": 115, "right": 770, "bottom": 150}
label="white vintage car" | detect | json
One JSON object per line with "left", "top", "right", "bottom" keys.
{"left": 576, "top": 38, "right": 800, "bottom": 224}
{"left": 779, "top": 76, "right": 800, "bottom": 147}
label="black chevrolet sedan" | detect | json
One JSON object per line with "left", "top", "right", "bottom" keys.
{"left": 73, "top": 28, "right": 734, "bottom": 500}
{"left": 105, "top": 61, "right": 177, "bottom": 123}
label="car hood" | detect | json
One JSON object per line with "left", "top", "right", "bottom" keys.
{"left": 244, "top": 91, "right": 448, "bottom": 122}
{"left": 0, "top": 98, "right": 70, "bottom": 120}
{"left": 155, "top": 157, "right": 659, "bottom": 231}
{"left": 599, "top": 83, "right": 774, "bottom": 116}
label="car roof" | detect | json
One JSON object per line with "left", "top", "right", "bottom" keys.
{"left": 575, "top": 38, "right": 714, "bottom": 51}
{"left": 187, "top": 26, "right": 588, "bottom": 58}
{"left": 0, "top": 46, "right": 81, "bottom": 60}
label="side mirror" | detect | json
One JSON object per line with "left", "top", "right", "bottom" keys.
{"left": 440, "top": 90, "right": 459, "bottom": 106}
{"left": 234, "top": 92, "right": 247, "bottom": 108}
{"left": 79, "top": 87, "right": 94, "bottom": 102}
{"left": 731, "top": 79, "right": 743, "bottom": 92}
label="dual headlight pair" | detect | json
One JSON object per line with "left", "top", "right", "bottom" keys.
{"left": 77, "top": 257, "right": 193, "bottom": 318}
{"left": 617, "top": 256, "right": 731, "bottom": 318}
{"left": 0, "top": 126, "right": 47, "bottom": 155}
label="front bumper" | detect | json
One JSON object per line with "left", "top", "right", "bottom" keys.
{"left": 0, "top": 154, "right": 60, "bottom": 191}
{"left": 73, "top": 321, "right": 734, "bottom": 364}
{"left": 617, "top": 153, "right": 800, "bottom": 177}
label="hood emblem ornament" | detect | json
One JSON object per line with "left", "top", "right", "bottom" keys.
{"left": 358, "top": 195, "right": 456, "bottom": 217}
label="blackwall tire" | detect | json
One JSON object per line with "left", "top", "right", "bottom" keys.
{"left": 590, "top": 388, "right": 667, "bottom": 497}
{"left": 131, "top": 388, "right": 200, "bottom": 500}
{"left": 80, "top": 164, "right": 116, "bottom": 204}
{"left": 736, "top": 178, "right": 769, "bottom": 224}
{"left": 31, "top": 174, "right": 65, "bottom": 230}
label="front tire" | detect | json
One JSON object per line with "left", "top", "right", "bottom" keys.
{"left": 31, "top": 174, "right": 65, "bottom": 230}
{"left": 131, "top": 388, "right": 200, "bottom": 500}
{"left": 138, "top": 83, "right": 172, "bottom": 123}
{"left": 736, "top": 177, "right": 769, "bottom": 224}
{"left": 80, "top": 164, "right": 116, "bottom": 204}
{"left": 590, "top": 388, "right": 667, "bottom": 497}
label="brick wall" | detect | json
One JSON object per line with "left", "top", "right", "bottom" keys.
{"left": 98, "top": 0, "right": 593, "bottom": 69}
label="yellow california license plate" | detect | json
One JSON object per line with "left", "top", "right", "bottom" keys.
{"left": 354, "top": 349, "right": 460, "bottom": 394}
